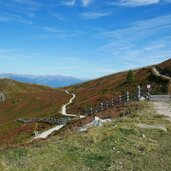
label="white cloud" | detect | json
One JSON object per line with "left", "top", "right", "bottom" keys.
{"left": 60, "top": 0, "right": 76, "bottom": 6}
{"left": 81, "top": 12, "right": 110, "bottom": 19}
{"left": 113, "top": 0, "right": 160, "bottom": 6}
{"left": 42, "top": 26, "right": 61, "bottom": 33}
{"left": 0, "top": 48, "right": 32, "bottom": 61}
{"left": 51, "top": 13, "right": 67, "bottom": 21}
{"left": 27, "top": 30, "right": 82, "bottom": 40}
{"left": 95, "top": 15, "right": 171, "bottom": 69}
{"left": 12, "top": 0, "right": 40, "bottom": 6}
{"left": 81, "top": 0, "right": 92, "bottom": 7}
{"left": 60, "top": 0, "right": 93, "bottom": 7}
{"left": 100, "top": 15, "right": 171, "bottom": 40}
{"left": 0, "top": 0, "right": 40, "bottom": 18}
{"left": 0, "top": 12, "right": 33, "bottom": 24}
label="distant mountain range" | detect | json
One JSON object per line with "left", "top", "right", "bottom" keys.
{"left": 0, "top": 73, "right": 84, "bottom": 87}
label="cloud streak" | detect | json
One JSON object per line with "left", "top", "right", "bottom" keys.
{"left": 12, "top": 0, "right": 40, "bottom": 7}
{"left": 60, "top": 0, "right": 92, "bottom": 7}
{"left": 118, "top": 0, "right": 159, "bottom": 6}
{"left": 110, "top": 0, "right": 171, "bottom": 6}
{"left": 100, "top": 15, "right": 171, "bottom": 40}
{"left": 60, "top": 0, "right": 76, "bottom": 6}
{"left": 81, "top": 0, "right": 92, "bottom": 7}
{"left": 95, "top": 14, "right": 171, "bottom": 68}
{"left": 0, "top": 12, "right": 33, "bottom": 24}
{"left": 42, "top": 26, "right": 62, "bottom": 33}
{"left": 51, "top": 13, "right": 67, "bottom": 21}
{"left": 81, "top": 12, "right": 110, "bottom": 19}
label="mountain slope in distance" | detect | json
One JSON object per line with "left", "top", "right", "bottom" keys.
{"left": 0, "top": 73, "right": 84, "bottom": 88}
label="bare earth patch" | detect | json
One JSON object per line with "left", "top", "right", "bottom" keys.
{"left": 151, "top": 95, "right": 171, "bottom": 119}
{"left": 136, "top": 123, "right": 167, "bottom": 131}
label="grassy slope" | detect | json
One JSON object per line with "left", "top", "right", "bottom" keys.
{"left": 0, "top": 102, "right": 171, "bottom": 171}
{"left": 68, "top": 59, "right": 171, "bottom": 113}
{"left": 0, "top": 79, "right": 70, "bottom": 144}
{"left": 157, "top": 58, "right": 171, "bottom": 70}
{"left": 157, "top": 58, "right": 171, "bottom": 93}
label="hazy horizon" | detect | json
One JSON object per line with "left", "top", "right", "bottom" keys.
{"left": 0, "top": 60, "right": 163, "bottom": 80}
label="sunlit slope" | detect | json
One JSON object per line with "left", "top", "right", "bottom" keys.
{"left": 68, "top": 59, "right": 171, "bottom": 113}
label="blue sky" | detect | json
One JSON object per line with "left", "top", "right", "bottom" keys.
{"left": 0, "top": 0, "right": 171, "bottom": 79}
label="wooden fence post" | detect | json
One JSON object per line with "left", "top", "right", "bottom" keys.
{"left": 147, "top": 84, "right": 151, "bottom": 100}
{"left": 95, "top": 105, "right": 99, "bottom": 113}
{"left": 90, "top": 108, "right": 93, "bottom": 115}
{"left": 126, "top": 91, "right": 129, "bottom": 102}
{"left": 119, "top": 96, "right": 122, "bottom": 104}
{"left": 137, "top": 85, "right": 141, "bottom": 100}
{"left": 101, "top": 103, "right": 104, "bottom": 111}
{"left": 111, "top": 99, "right": 114, "bottom": 106}
{"left": 106, "top": 101, "right": 109, "bottom": 109}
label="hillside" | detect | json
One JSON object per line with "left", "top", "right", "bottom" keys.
{"left": 0, "top": 59, "right": 170, "bottom": 145}
{"left": 0, "top": 73, "right": 84, "bottom": 88}
{"left": 157, "top": 58, "right": 171, "bottom": 77}
{"left": 0, "top": 60, "right": 171, "bottom": 170}
{"left": 0, "top": 79, "right": 70, "bottom": 145}
{"left": 68, "top": 59, "right": 171, "bottom": 113}
{"left": 0, "top": 102, "right": 171, "bottom": 171}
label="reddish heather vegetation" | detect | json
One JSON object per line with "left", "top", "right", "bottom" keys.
{"left": 0, "top": 59, "right": 170, "bottom": 146}
{"left": 0, "top": 79, "right": 70, "bottom": 145}
{"left": 68, "top": 59, "right": 171, "bottom": 114}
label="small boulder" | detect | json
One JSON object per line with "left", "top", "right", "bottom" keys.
{"left": 139, "top": 96, "right": 146, "bottom": 101}
{"left": 0, "top": 92, "right": 5, "bottom": 102}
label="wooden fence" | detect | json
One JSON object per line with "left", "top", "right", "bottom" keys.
{"left": 79, "top": 86, "right": 151, "bottom": 116}
{"left": 17, "top": 116, "right": 71, "bottom": 125}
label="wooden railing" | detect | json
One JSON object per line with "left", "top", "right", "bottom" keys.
{"left": 79, "top": 86, "right": 151, "bottom": 116}
{"left": 17, "top": 116, "right": 71, "bottom": 125}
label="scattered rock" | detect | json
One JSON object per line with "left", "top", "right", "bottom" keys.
{"left": 113, "top": 125, "right": 118, "bottom": 128}
{"left": 142, "top": 134, "right": 146, "bottom": 138}
{"left": 77, "top": 127, "right": 87, "bottom": 132}
{"left": 0, "top": 92, "right": 5, "bottom": 102}
{"left": 34, "top": 131, "right": 39, "bottom": 136}
{"left": 139, "top": 97, "right": 146, "bottom": 101}
{"left": 77, "top": 116, "right": 112, "bottom": 132}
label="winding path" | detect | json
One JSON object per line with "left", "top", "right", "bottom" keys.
{"left": 60, "top": 91, "right": 77, "bottom": 117}
{"left": 151, "top": 95, "right": 171, "bottom": 119}
{"left": 152, "top": 67, "right": 171, "bottom": 82}
{"left": 151, "top": 67, "right": 171, "bottom": 120}
{"left": 33, "top": 90, "right": 78, "bottom": 140}
{"left": 33, "top": 125, "right": 64, "bottom": 140}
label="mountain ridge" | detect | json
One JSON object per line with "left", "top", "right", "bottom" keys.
{"left": 0, "top": 73, "right": 84, "bottom": 88}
